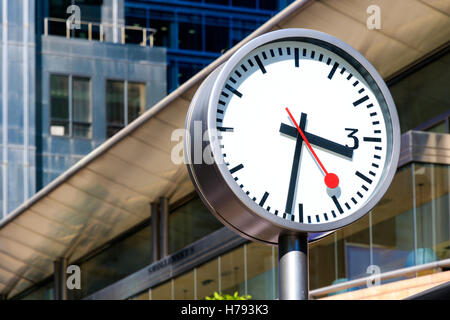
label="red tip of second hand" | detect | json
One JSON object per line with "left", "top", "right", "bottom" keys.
{"left": 325, "top": 173, "right": 339, "bottom": 189}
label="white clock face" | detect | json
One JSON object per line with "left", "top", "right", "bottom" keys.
{"left": 214, "top": 40, "right": 394, "bottom": 226}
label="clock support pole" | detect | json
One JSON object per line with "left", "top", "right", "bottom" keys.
{"left": 278, "top": 233, "right": 309, "bottom": 300}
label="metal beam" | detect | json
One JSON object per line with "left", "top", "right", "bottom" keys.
{"left": 159, "top": 197, "right": 169, "bottom": 257}
{"left": 54, "top": 258, "right": 68, "bottom": 300}
{"left": 150, "top": 202, "right": 160, "bottom": 262}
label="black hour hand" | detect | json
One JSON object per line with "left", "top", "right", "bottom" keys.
{"left": 280, "top": 123, "right": 353, "bottom": 159}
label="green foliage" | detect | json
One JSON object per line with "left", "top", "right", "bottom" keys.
{"left": 205, "top": 291, "right": 251, "bottom": 300}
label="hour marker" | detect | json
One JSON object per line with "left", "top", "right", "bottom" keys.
{"left": 345, "top": 202, "right": 351, "bottom": 210}
{"left": 286, "top": 47, "right": 291, "bottom": 55}
{"left": 369, "top": 171, "right": 376, "bottom": 176}
{"left": 219, "top": 100, "right": 226, "bottom": 105}
{"left": 262, "top": 51, "right": 267, "bottom": 60}
{"left": 254, "top": 55, "right": 266, "bottom": 74}
{"left": 316, "top": 215, "right": 320, "bottom": 223}
{"left": 351, "top": 197, "right": 357, "bottom": 204}
{"left": 275, "top": 210, "right": 279, "bottom": 216}
{"left": 302, "top": 48, "right": 306, "bottom": 56}
{"left": 340, "top": 67, "right": 346, "bottom": 74}
{"left": 270, "top": 49, "right": 275, "bottom": 57}
{"left": 259, "top": 192, "right": 269, "bottom": 207}
{"left": 229, "top": 77, "right": 236, "bottom": 84}
{"left": 247, "top": 59, "right": 254, "bottom": 67}
{"left": 307, "top": 216, "right": 311, "bottom": 224}
{"left": 331, "top": 210, "right": 336, "bottom": 218}
{"left": 332, "top": 195, "right": 344, "bottom": 214}
{"left": 225, "top": 84, "right": 243, "bottom": 98}
{"left": 353, "top": 81, "right": 359, "bottom": 87}
{"left": 239, "top": 184, "right": 244, "bottom": 188}
{"left": 217, "top": 127, "right": 234, "bottom": 132}
{"left": 278, "top": 47, "right": 283, "bottom": 56}
{"left": 318, "top": 54, "right": 323, "bottom": 61}
{"left": 326, "top": 57, "right": 331, "bottom": 65}
{"left": 234, "top": 70, "right": 242, "bottom": 78}
{"left": 324, "top": 213, "right": 329, "bottom": 221}
{"left": 252, "top": 197, "right": 256, "bottom": 201}
{"left": 362, "top": 185, "right": 369, "bottom": 191}
{"left": 363, "top": 137, "right": 382, "bottom": 143}
{"left": 374, "top": 155, "right": 381, "bottom": 159}
{"left": 357, "top": 191, "right": 363, "bottom": 198}
{"left": 221, "top": 91, "right": 229, "bottom": 98}
{"left": 328, "top": 62, "right": 339, "bottom": 79}
{"left": 241, "top": 64, "right": 247, "bottom": 72}
{"left": 367, "top": 103, "right": 374, "bottom": 108}
{"left": 230, "top": 164, "right": 244, "bottom": 174}
{"left": 373, "top": 121, "right": 380, "bottom": 125}
{"left": 347, "top": 74, "right": 353, "bottom": 80}
{"left": 370, "top": 112, "right": 377, "bottom": 117}
{"left": 375, "top": 146, "right": 382, "bottom": 150}
{"left": 358, "top": 88, "right": 365, "bottom": 94}
{"left": 310, "top": 50, "right": 315, "bottom": 59}
{"left": 353, "top": 95, "right": 369, "bottom": 106}
{"left": 372, "top": 163, "right": 379, "bottom": 168}
{"left": 216, "top": 118, "right": 223, "bottom": 123}
{"left": 233, "top": 177, "right": 238, "bottom": 181}
{"left": 294, "top": 48, "right": 299, "bottom": 68}
{"left": 267, "top": 206, "right": 271, "bottom": 211}
{"left": 217, "top": 109, "right": 224, "bottom": 114}
{"left": 290, "top": 215, "right": 294, "bottom": 221}
{"left": 299, "top": 203, "right": 303, "bottom": 223}
{"left": 356, "top": 171, "right": 373, "bottom": 184}
{"left": 374, "top": 130, "right": 381, "bottom": 134}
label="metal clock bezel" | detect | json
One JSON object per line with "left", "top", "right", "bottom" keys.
{"left": 186, "top": 28, "right": 400, "bottom": 244}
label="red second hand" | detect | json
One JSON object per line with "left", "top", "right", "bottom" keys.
{"left": 285, "top": 107, "right": 339, "bottom": 189}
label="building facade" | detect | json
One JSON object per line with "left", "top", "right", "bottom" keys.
{"left": 0, "top": 0, "right": 167, "bottom": 219}
{"left": 124, "top": 0, "right": 294, "bottom": 91}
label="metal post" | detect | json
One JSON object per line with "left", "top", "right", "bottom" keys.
{"left": 159, "top": 197, "right": 169, "bottom": 257}
{"left": 278, "top": 233, "right": 308, "bottom": 300}
{"left": 150, "top": 202, "right": 160, "bottom": 262}
{"left": 54, "top": 257, "right": 68, "bottom": 300}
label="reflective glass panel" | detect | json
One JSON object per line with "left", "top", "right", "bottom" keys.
{"left": 50, "top": 74, "right": 69, "bottom": 136}
{"left": 106, "top": 80, "right": 124, "bottom": 138}
{"left": 127, "top": 82, "right": 146, "bottom": 123}
{"left": 72, "top": 77, "right": 91, "bottom": 138}
{"left": 196, "top": 258, "right": 219, "bottom": 300}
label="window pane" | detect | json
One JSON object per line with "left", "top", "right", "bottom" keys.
{"left": 389, "top": 52, "right": 450, "bottom": 132}
{"left": 169, "top": 197, "right": 222, "bottom": 253}
{"left": 259, "top": 0, "right": 278, "bottom": 10}
{"left": 178, "top": 63, "right": 203, "bottom": 87}
{"left": 205, "top": 17, "right": 229, "bottom": 52}
{"left": 128, "top": 82, "right": 146, "bottom": 123}
{"left": 106, "top": 80, "right": 124, "bottom": 138}
{"left": 179, "top": 17, "right": 202, "bottom": 50}
{"left": 173, "top": 271, "right": 195, "bottom": 300}
{"left": 220, "top": 246, "right": 245, "bottom": 295}
{"left": 246, "top": 242, "right": 276, "bottom": 300}
{"left": 151, "top": 281, "right": 172, "bottom": 300}
{"left": 414, "top": 164, "right": 450, "bottom": 267}
{"left": 196, "top": 259, "right": 219, "bottom": 300}
{"left": 76, "top": 226, "right": 151, "bottom": 299}
{"left": 232, "top": 0, "right": 256, "bottom": 8}
{"left": 73, "top": 77, "right": 91, "bottom": 138}
{"left": 150, "top": 19, "right": 172, "bottom": 48}
{"left": 50, "top": 74, "right": 69, "bottom": 136}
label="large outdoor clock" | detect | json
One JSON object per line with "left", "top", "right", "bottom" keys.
{"left": 185, "top": 29, "right": 400, "bottom": 245}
